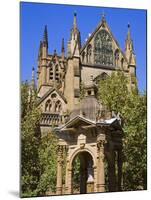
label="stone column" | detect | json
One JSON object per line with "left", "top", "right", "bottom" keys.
{"left": 56, "top": 145, "right": 63, "bottom": 195}
{"left": 65, "top": 161, "right": 72, "bottom": 195}
{"left": 65, "top": 146, "right": 72, "bottom": 195}
{"left": 108, "top": 151, "right": 117, "bottom": 192}
{"left": 117, "top": 150, "right": 123, "bottom": 191}
{"left": 97, "top": 140, "right": 105, "bottom": 192}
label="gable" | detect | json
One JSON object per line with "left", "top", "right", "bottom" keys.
{"left": 37, "top": 88, "right": 67, "bottom": 113}
{"left": 60, "top": 115, "right": 96, "bottom": 130}
{"left": 80, "top": 19, "right": 128, "bottom": 70}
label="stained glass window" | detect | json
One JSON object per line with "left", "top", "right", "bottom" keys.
{"left": 94, "top": 30, "right": 113, "bottom": 66}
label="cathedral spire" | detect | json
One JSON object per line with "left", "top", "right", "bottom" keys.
{"left": 125, "top": 23, "right": 136, "bottom": 67}
{"left": 125, "top": 23, "right": 133, "bottom": 51}
{"left": 67, "top": 12, "right": 81, "bottom": 57}
{"left": 43, "top": 25, "right": 48, "bottom": 47}
{"left": 73, "top": 11, "right": 77, "bottom": 29}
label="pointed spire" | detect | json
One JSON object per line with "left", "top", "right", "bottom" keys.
{"left": 43, "top": 25, "right": 48, "bottom": 47}
{"left": 127, "top": 23, "right": 131, "bottom": 41}
{"left": 125, "top": 23, "right": 133, "bottom": 52}
{"left": 73, "top": 11, "right": 77, "bottom": 29}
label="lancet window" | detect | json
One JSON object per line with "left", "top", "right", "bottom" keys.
{"left": 45, "top": 99, "right": 52, "bottom": 112}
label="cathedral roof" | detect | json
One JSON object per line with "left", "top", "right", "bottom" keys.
{"left": 80, "top": 16, "right": 128, "bottom": 64}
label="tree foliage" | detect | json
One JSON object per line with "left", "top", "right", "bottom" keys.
{"left": 98, "top": 72, "right": 147, "bottom": 191}
{"left": 21, "top": 82, "right": 41, "bottom": 197}
{"left": 21, "top": 82, "right": 58, "bottom": 197}
{"left": 36, "top": 132, "right": 58, "bottom": 195}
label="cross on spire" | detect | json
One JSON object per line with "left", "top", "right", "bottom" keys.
{"left": 101, "top": 11, "right": 106, "bottom": 22}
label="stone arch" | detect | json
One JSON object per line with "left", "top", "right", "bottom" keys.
{"left": 66, "top": 147, "right": 97, "bottom": 194}
{"left": 69, "top": 147, "right": 97, "bottom": 169}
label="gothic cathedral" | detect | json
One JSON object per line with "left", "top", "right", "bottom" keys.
{"left": 34, "top": 13, "right": 137, "bottom": 194}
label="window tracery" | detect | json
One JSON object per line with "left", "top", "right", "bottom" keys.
{"left": 94, "top": 30, "right": 113, "bottom": 66}
{"left": 45, "top": 99, "right": 52, "bottom": 112}
{"left": 55, "top": 100, "right": 62, "bottom": 112}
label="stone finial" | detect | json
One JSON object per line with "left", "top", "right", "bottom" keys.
{"left": 54, "top": 49, "right": 57, "bottom": 56}
{"left": 73, "top": 11, "right": 77, "bottom": 29}
{"left": 101, "top": 11, "right": 106, "bottom": 22}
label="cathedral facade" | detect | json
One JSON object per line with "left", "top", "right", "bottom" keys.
{"left": 33, "top": 13, "right": 137, "bottom": 194}
{"left": 36, "top": 13, "right": 136, "bottom": 135}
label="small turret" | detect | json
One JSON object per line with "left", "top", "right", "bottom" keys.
{"left": 125, "top": 23, "right": 136, "bottom": 72}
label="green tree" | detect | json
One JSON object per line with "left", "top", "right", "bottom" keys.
{"left": 36, "top": 132, "right": 58, "bottom": 195}
{"left": 98, "top": 72, "right": 147, "bottom": 191}
{"left": 21, "top": 82, "right": 41, "bottom": 197}
{"left": 122, "top": 92, "right": 147, "bottom": 190}
{"left": 21, "top": 82, "right": 59, "bottom": 197}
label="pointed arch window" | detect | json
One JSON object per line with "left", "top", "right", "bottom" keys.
{"left": 55, "top": 100, "right": 62, "bottom": 112}
{"left": 87, "top": 44, "right": 92, "bottom": 64}
{"left": 45, "top": 99, "right": 52, "bottom": 112}
{"left": 82, "top": 51, "right": 85, "bottom": 62}
{"left": 94, "top": 30, "right": 113, "bottom": 66}
{"left": 114, "top": 49, "right": 120, "bottom": 67}
{"left": 121, "top": 58, "right": 124, "bottom": 69}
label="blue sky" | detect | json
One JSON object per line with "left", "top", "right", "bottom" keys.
{"left": 20, "top": 2, "right": 147, "bottom": 92}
